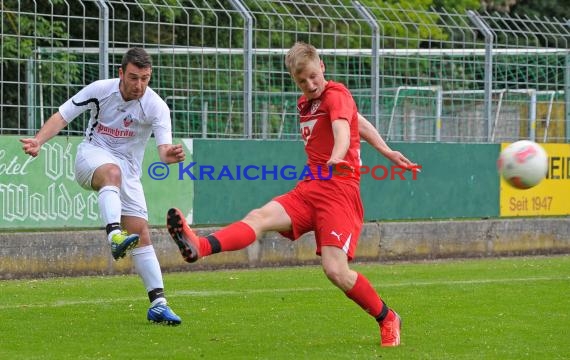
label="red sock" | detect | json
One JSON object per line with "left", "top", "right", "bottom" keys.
{"left": 345, "top": 272, "right": 387, "bottom": 320}
{"left": 200, "top": 221, "right": 257, "bottom": 256}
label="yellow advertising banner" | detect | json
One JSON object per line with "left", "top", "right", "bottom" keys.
{"left": 500, "top": 143, "right": 570, "bottom": 216}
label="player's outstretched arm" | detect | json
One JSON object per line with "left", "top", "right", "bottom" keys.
{"left": 20, "top": 112, "right": 68, "bottom": 157}
{"left": 358, "top": 113, "right": 418, "bottom": 170}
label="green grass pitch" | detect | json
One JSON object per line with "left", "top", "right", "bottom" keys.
{"left": 0, "top": 255, "right": 568, "bottom": 359}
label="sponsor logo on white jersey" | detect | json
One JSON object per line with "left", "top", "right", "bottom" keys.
{"left": 96, "top": 123, "right": 135, "bottom": 138}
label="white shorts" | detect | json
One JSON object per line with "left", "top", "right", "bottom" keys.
{"left": 75, "top": 142, "right": 148, "bottom": 220}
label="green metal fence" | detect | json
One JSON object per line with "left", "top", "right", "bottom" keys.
{"left": 1, "top": 1, "right": 569, "bottom": 142}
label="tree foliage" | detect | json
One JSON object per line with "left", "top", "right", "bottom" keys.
{"left": 432, "top": 0, "right": 481, "bottom": 12}
{"left": 511, "top": 0, "right": 570, "bottom": 20}
{"left": 0, "top": 0, "right": 564, "bottom": 133}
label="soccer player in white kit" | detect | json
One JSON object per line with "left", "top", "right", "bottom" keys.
{"left": 20, "top": 47, "right": 185, "bottom": 325}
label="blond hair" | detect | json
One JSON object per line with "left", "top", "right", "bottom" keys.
{"left": 285, "top": 41, "right": 321, "bottom": 75}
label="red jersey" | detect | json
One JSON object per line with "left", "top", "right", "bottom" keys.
{"left": 297, "top": 80, "right": 361, "bottom": 182}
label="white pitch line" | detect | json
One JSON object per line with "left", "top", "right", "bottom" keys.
{"left": 1, "top": 276, "right": 567, "bottom": 310}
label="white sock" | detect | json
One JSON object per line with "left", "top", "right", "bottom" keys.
{"left": 132, "top": 245, "right": 165, "bottom": 293}
{"left": 98, "top": 185, "right": 122, "bottom": 242}
{"left": 150, "top": 298, "right": 167, "bottom": 307}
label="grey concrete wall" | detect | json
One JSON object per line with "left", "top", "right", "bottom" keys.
{"left": 1, "top": 218, "right": 569, "bottom": 280}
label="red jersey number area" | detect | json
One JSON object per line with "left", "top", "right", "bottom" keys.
{"left": 297, "top": 81, "right": 361, "bottom": 181}
{"left": 274, "top": 179, "right": 363, "bottom": 260}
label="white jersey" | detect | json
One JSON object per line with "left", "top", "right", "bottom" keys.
{"left": 59, "top": 78, "right": 172, "bottom": 177}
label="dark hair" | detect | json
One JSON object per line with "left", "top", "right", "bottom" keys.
{"left": 121, "top": 47, "right": 152, "bottom": 71}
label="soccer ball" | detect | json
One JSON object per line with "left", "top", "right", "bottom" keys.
{"left": 497, "top": 140, "right": 548, "bottom": 189}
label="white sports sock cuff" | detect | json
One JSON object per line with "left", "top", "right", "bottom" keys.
{"left": 131, "top": 244, "right": 154, "bottom": 256}
{"left": 98, "top": 185, "right": 122, "bottom": 228}
{"left": 98, "top": 185, "right": 120, "bottom": 195}
{"left": 150, "top": 298, "right": 167, "bottom": 307}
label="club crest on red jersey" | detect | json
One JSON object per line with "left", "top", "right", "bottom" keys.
{"left": 310, "top": 100, "right": 321, "bottom": 114}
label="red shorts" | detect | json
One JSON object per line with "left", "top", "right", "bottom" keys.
{"left": 273, "top": 179, "right": 363, "bottom": 260}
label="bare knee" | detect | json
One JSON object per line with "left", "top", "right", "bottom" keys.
{"left": 323, "top": 266, "right": 343, "bottom": 285}
{"left": 243, "top": 208, "right": 264, "bottom": 224}
{"left": 92, "top": 164, "right": 122, "bottom": 190}
{"left": 241, "top": 201, "right": 292, "bottom": 237}
{"left": 103, "top": 164, "right": 122, "bottom": 184}
{"left": 322, "top": 265, "right": 354, "bottom": 291}
{"left": 321, "top": 246, "right": 357, "bottom": 291}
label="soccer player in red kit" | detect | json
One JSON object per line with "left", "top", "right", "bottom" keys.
{"left": 167, "top": 41, "right": 408, "bottom": 346}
